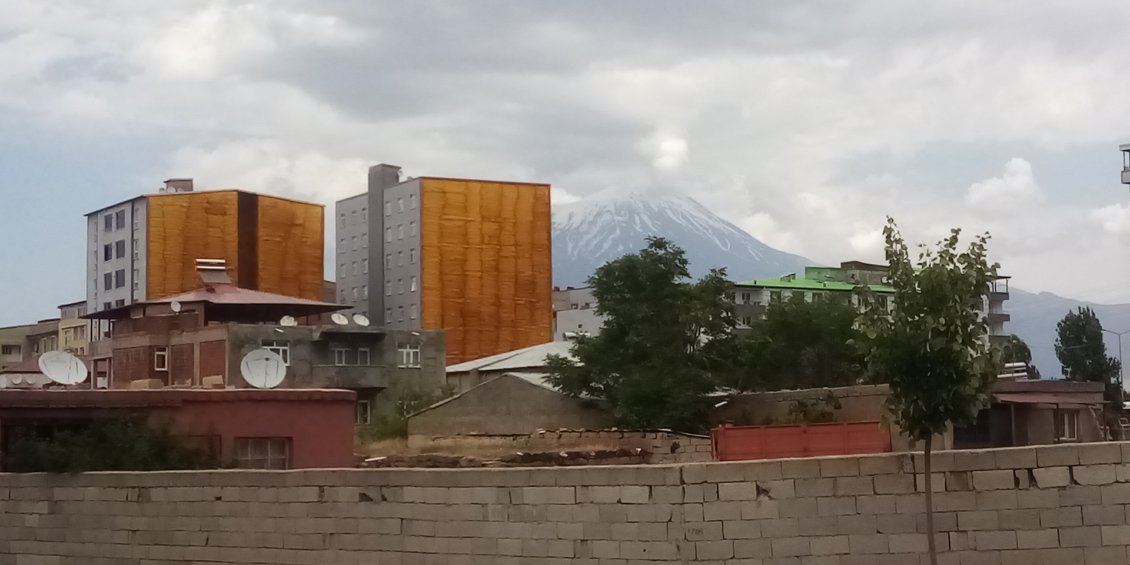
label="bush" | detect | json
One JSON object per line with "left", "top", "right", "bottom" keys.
{"left": 4, "top": 418, "right": 212, "bottom": 473}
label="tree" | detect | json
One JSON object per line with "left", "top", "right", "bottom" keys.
{"left": 546, "top": 237, "right": 739, "bottom": 432}
{"left": 1055, "top": 307, "right": 1121, "bottom": 403}
{"left": 996, "top": 334, "right": 1040, "bottom": 378}
{"left": 860, "top": 218, "right": 998, "bottom": 565}
{"left": 732, "top": 294, "right": 865, "bottom": 392}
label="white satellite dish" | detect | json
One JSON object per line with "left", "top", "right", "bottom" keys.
{"left": 38, "top": 351, "right": 88, "bottom": 386}
{"left": 170, "top": 301, "right": 182, "bottom": 313}
{"left": 239, "top": 348, "right": 287, "bottom": 389}
{"left": 352, "top": 313, "right": 371, "bottom": 327}
{"left": 331, "top": 313, "right": 350, "bottom": 326}
{"left": 279, "top": 315, "right": 298, "bottom": 327}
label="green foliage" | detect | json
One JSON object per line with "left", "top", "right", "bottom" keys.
{"left": 786, "top": 392, "right": 842, "bottom": 424}
{"left": 5, "top": 418, "right": 211, "bottom": 473}
{"left": 860, "top": 218, "right": 999, "bottom": 441}
{"left": 730, "top": 295, "right": 865, "bottom": 391}
{"left": 1055, "top": 307, "right": 1121, "bottom": 401}
{"left": 546, "top": 237, "right": 740, "bottom": 432}
{"left": 997, "top": 334, "right": 1032, "bottom": 365}
{"left": 359, "top": 385, "right": 455, "bottom": 441}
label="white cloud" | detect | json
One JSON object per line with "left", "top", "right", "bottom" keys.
{"left": 1094, "top": 202, "right": 1130, "bottom": 235}
{"left": 965, "top": 158, "right": 1042, "bottom": 212}
{"left": 639, "top": 131, "right": 689, "bottom": 171}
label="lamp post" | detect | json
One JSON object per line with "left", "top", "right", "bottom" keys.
{"left": 1102, "top": 328, "right": 1129, "bottom": 397}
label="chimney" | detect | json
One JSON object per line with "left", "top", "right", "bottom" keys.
{"left": 368, "top": 164, "right": 403, "bottom": 192}
{"left": 163, "top": 178, "right": 194, "bottom": 193}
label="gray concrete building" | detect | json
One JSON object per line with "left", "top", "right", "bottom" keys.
{"left": 552, "top": 286, "right": 603, "bottom": 341}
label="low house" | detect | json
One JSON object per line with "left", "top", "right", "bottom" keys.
{"left": 445, "top": 341, "right": 573, "bottom": 394}
{"left": 407, "top": 372, "right": 606, "bottom": 437}
{"left": 0, "top": 388, "right": 356, "bottom": 470}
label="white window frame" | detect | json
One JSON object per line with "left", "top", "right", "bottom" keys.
{"left": 154, "top": 347, "right": 169, "bottom": 371}
{"left": 385, "top": 281, "right": 392, "bottom": 296}
{"left": 356, "top": 400, "right": 372, "bottom": 425}
{"left": 409, "top": 248, "right": 416, "bottom": 264}
{"left": 410, "top": 276, "right": 417, "bottom": 292}
{"left": 234, "top": 437, "right": 290, "bottom": 470}
{"left": 397, "top": 224, "right": 404, "bottom": 240}
{"left": 409, "top": 304, "right": 417, "bottom": 320}
{"left": 1057, "top": 410, "right": 1078, "bottom": 441}
{"left": 263, "top": 340, "right": 291, "bottom": 366}
{"left": 333, "top": 347, "right": 351, "bottom": 366}
{"left": 385, "top": 202, "right": 391, "bottom": 216}
{"left": 385, "top": 228, "right": 392, "bottom": 242}
{"left": 398, "top": 343, "right": 421, "bottom": 368}
{"left": 397, "top": 197, "right": 404, "bottom": 212}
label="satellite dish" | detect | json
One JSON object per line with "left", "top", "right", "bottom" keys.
{"left": 239, "top": 348, "right": 287, "bottom": 389}
{"left": 279, "top": 315, "right": 298, "bottom": 327}
{"left": 38, "top": 351, "right": 88, "bottom": 386}
{"left": 352, "top": 313, "right": 370, "bottom": 327}
{"left": 331, "top": 313, "right": 350, "bottom": 326}
{"left": 170, "top": 301, "right": 182, "bottom": 313}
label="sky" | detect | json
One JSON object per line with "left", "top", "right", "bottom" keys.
{"left": 1, "top": 1, "right": 1129, "bottom": 327}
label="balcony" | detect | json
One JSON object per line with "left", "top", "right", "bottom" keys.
{"left": 309, "top": 365, "right": 389, "bottom": 389}
{"left": 988, "top": 311, "right": 1011, "bottom": 325}
{"left": 989, "top": 278, "right": 1010, "bottom": 301}
{"left": 1122, "top": 168, "right": 1130, "bottom": 185}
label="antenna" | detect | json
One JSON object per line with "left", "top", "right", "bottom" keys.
{"left": 331, "top": 313, "right": 350, "bottom": 326}
{"left": 352, "top": 313, "right": 371, "bottom": 327}
{"left": 279, "top": 315, "right": 298, "bottom": 327}
{"left": 170, "top": 301, "right": 182, "bottom": 313}
{"left": 239, "top": 349, "right": 287, "bottom": 389}
{"left": 38, "top": 351, "right": 88, "bottom": 386}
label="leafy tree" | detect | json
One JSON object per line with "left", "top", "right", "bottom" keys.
{"left": 1055, "top": 307, "right": 1121, "bottom": 403}
{"left": 731, "top": 294, "right": 865, "bottom": 391}
{"left": 860, "top": 218, "right": 998, "bottom": 565}
{"left": 998, "top": 334, "right": 1032, "bottom": 365}
{"left": 546, "top": 237, "right": 739, "bottom": 432}
{"left": 5, "top": 418, "right": 210, "bottom": 473}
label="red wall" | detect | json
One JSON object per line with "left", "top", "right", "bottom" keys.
{"left": 712, "top": 421, "right": 891, "bottom": 462}
{"left": 153, "top": 396, "right": 355, "bottom": 469}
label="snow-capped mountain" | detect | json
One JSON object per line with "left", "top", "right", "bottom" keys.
{"left": 552, "top": 192, "right": 810, "bottom": 286}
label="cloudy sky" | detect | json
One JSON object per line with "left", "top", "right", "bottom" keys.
{"left": 1, "top": 1, "right": 1129, "bottom": 326}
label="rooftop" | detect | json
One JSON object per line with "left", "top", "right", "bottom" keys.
{"left": 85, "top": 188, "right": 324, "bottom": 217}
{"left": 85, "top": 282, "right": 345, "bottom": 321}
{"left": 0, "top": 388, "right": 356, "bottom": 408}
{"left": 447, "top": 341, "right": 574, "bottom": 373}
{"left": 735, "top": 277, "right": 895, "bottom": 293}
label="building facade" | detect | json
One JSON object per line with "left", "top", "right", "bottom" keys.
{"left": 552, "top": 286, "right": 602, "bottom": 341}
{"left": 336, "top": 164, "right": 552, "bottom": 364}
{"left": 57, "top": 300, "right": 89, "bottom": 356}
{"left": 86, "top": 179, "right": 324, "bottom": 339}
{"left": 0, "top": 325, "right": 33, "bottom": 372}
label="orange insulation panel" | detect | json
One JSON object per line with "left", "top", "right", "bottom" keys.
{"left": 146, "top": 191, "right": 241, "bottom": 300}
{"left": 420, "top": 178, "right": 552, "bottom": 364}
{"left": 256, "top": 195, "right": 324, "bottom": 301}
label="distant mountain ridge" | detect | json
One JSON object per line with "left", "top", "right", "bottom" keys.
{"left": 550, "top": 191, "right": 1130, "bottom": 378}
{"left": 552, "top": 192, "right": 810, "bottom": 287}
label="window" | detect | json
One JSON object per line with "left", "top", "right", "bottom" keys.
{"left": 114, "top": 299, "right": 125, "bottom": 307}
{"left": 740, "top": 292, "right": 751, "bottom": 305}
{"left": 409, "top": 221, "right": 417, "bottom": 236}
{"left": 263, "top": 340, "right": 290, "bottom": 365}
{"left": 362, "top": 259, "right": 368, "bottom": 274}
{"left": 103, "top": 302, "right": 112, "bottom": 311}
{"left": 398, "top": 251, "right": 404, "bottom": 266}
{"left": 351, "top": 236, "right": 357, "bottom": 251}
{"left": 385, "top": 254, "right": 391, "bottom": 268}
{"left": 115, "top": 269, "right": 126, "bottom": 288}
{"left": 397, "top": 306, "right": 404, "bottom": 321}
{"left": 351, "top": 210, "right": 357, "bottom": 224}
{"left": 103, "top": 244, "right": 113, "bottom": 261}
{"left": 340, "top": 290, "right": 347, "bottom": 302}
{"left": 769, "top": 291, "right": 782, "bottom": 304}
{"left": 352, "top": 287, "right": 359, "bottom": 299}
{"left": 358, "top": 348, "right": 370, "bottom": 366}
{"left": 1056, "top": 410, "right": 1078, "bottom": 441}
{"left": 792, "top": 291, "right": 805, "bottom": 301}
{"left": 397, "top": 198, "right": 404, "bottom": 212}
{"left": 385, "top": 228, "right": 392, "bottom": 242}
{"left": 339, "top": 214, "right": 345, "bottom": 229}
{"left": 361, "top": 208, "right": 368, "bottom": 222}
{"left": 409, "top": 304, "right": 417, "bottom": 320}
{"left": 397, "top": 278, "right": 404, "bottom": 294}
{"left": 352, "top": 262, "right": 358, "bottom": 275}
{"left": 876, "top": 295, "right": 890, "bottom": 312}
{"left": 340, "top": 263, "right": 346, "bottom": 276}
{"left": 115, "top": 240, "right": 126, "bottom": 259}
{"left": 362, "top": 285, "right": 368, "bottom": 299}
{"left": 385, "top": 202, "right": 392, "bottom": 216}
{"left": 410, "top": 276, "right": 417, "bottom": 292}
{"left": 1, "top": 345, "right": 20, "bottom": 356}
{"left": 334, "top": 347, "right": 355, "bottom": 366}
{"left": 154, "top": 347, "right": 169, "bottom": 371}
{"left": 409, "top": 248, "right": 416, "bottom": 264}
{"left": 385, "top": 308, "right": 392, "bottom": 323}
{"left": 398, "top": 343, "right": 421, "bottom": 368}
{"left": 409, "top": 194, "right": 416, "bottom": 209}
{"left": 811, "top": 293, "right": 825, "bottom": 304}
{"left": 104, "top": 273, "right": 113, "bottom": 291}
{"left": 738, "top": 316, "right": 753, "bottom": 328}
{"left": 356, "top": 400, "right": 372, "bottom": 425}
{"left": 115, "top": 210, "right": 126, "bottom": 230}
{"left": 397, "top": 224, "right": 404, "bottom": 240}
{"left": 385, "top": 281, "right": 392, "bottom": 296}
{"left": 234, "top": 438, "right": 290, "bottom": 470}
{"left": 103, "top": 214, "right": 113, "bottom": 232}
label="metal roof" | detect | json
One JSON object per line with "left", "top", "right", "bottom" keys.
{"left": 734, "top": 277, "right": 895, "bottom": 293}
{"left": 446, "top": 341, "right": 575, "bottom": 373}
{"left": 85, "top": 282, "right": 345, "bottom": 320}
{"left": 995, "top": 392, "right": 1103, "bottom": 406}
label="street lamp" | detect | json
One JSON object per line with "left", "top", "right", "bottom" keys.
{"left": 1102, "top": 328, "right": 1129, "bottom": 396}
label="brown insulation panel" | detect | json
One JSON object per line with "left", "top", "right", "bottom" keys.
{"left": 255, "top": 195, "right": 325, "bottom": 301}
{"left": 146, "top": 191, "right": 241, "bottom": 300}
{"left": 420, "top": 178, "right": 552, "bottom": 364}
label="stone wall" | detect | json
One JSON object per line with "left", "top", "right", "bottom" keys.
{"left": 404, "top": 430, "right": 714, "bottom": 464}
{"left": 4, "top": 442, "right": 1130, "bottom": 563}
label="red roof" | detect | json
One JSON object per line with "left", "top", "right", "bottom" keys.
{"left": 151, "top": 283, "right": 340, "bottom": 308}
{"left": 0, "top": 388, "right": 356, "bottom": 408}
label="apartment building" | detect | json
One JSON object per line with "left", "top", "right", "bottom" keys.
{"left": 552, "top": 286, "right": 602, "bottom": 341}
{"left": 336, "top": 164, "right": 552, "bottom": 364}
{"left": 57, "top": 300, "right": 89, "bottom": 356}
{"left": 85, "top": 179, "right": 324, "bottom": 338}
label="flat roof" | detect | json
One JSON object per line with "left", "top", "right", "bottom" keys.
{"left": 85, "top": 189, "right": 324, "bottom": 217}
{"left": 734, "top": 277, "right": 896, "bottom": 293}
{"left": 0, "top": 388, "right": 356, "bottom": 408}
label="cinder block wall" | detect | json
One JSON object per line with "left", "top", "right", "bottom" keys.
{"left": 3, "top": 442, "right": 1130, "bottom": 563}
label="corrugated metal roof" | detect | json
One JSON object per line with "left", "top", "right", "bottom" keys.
{"left": 995, "top": 392, "right": 1103, "bottom": 406}
{"left": 446, "top": 341, "right": 574, "bottom": 373}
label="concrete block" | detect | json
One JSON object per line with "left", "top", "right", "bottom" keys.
{"left": 1016, "top": 488, "right": 1059, "bottom": 509}
{"left": 974, "top": 530, "right": 1018, "bottom": 551}
{"left": 742, "top": 461, "right": 785, "bottom": 482}
{"left": 1100, "top": 525, "right": 1130, "bottom": 546}
{"left": 1015, "top": 528, "right": 1058, "bottom": 549}
{"left": 1061, "top": 526, "right": 1102, "bottom": 548}
{"left": 760, "top": 518, "right": 800, "bottom": 538}
{"left": 684, "top": 521, "right": 723, "bottom": 541}
{"left": 619, "top": 541, "right": 679, "bottom": 561}
{"left": 914, "top": 472, "right": 946, "bottom": 492}
{"left": 1084, "top": 546, "right": 1130, "bottom": 565}
{"left": 770, "top": 536, "right": 811, "bottom": 557}
{"left": 975, "top": 489, "right": 1018, "bottom": 510}
{"left": 1078, "top": 442, "right": 1122, "bottom": 465}
{"left": 1035, "top": 444, "right": 1079, "bottom": 467}
{"left": 818, "top": 457, "right": 859, "bottom": 477}
{"left": 808, "top": 535, "right": 849, "bottom": 556}
{"left": 1082, "top": 504, "right": 1126, "bottom": 526}
{"left": 946, "top": 471, "right": 973, "bottom": 491}
{"left": 1013, "top": 469, "right": 1031, "bottom": 490}
{"left": 740, "top": 500, "right": 780, "bottom": 520}
{"left": 704, "top": 501, "right": 743, "bottom": 521}
{"left": 933, "top": 492, "right": 977, "bottom": 512}
{"left": 1039, "top": 506, "right": 1082, "bottom": 528}
{"left": 696, "top": 540, "right": 735, "bottom": 560}
{"left": 873, "top": 474, "right": 915, "bottom": 495}
{"left": 836, "top": 515, "right": 878, "bottom": 535}
{"left": 857, "top": 454, "right": 900, "bottom": 476}
{"left": 722, "top": 520, "right": 761, "bottom": 540}
{"left": 620, "top": 486, "right": 651, "bottom": 504}
{"left": 833, "top": 477, "right": 873, "bottom": 496}
{"left": 1101, "top": 482, "right": 1130, "bottom": 505}
{"left": 957, "top": 510, "right": 999, "bottom": 531}
{"left": 815, "top": 497, "right": 855, "bottom": 516}
{"left": 856, "top": 494, "right": 896, "bottom": 515}
{"left": 1061, "top": 485, "right": 1102, "bottom": 506}
{"left": 734, "top": 539, "right": 773, "bottom": 559}
{"left": 794, "top": 478, "right": 834, "bottom": 497}
{"left": 719, "top": 482, "right": 758, "bottom": 501}
{"left": 952, "top": 450, "right": 997, "bottom": 472}
{"left": 972, "top": 470, "right": 1016, "bottom": 491}
{"left": 778, "top": 498, "right": 819, "bottom": 519}
{"left": 780, "top": 458, "right": 822, "bottom": 479}
{"left": 997, "top": 509, "right": 1041, "bottom": 530}
{"left": 888, "top": 533, "right": 928, "bottom": 553}
{"left": 1073, "top": 464, "right": 1117, "bottom": 486}
{"left": 848, "top": 534, "right": 889, "bottom": 554}
{"left": 1031, "top": 467, "right": 1070, "bottom": 489}
{"left": 1115, "top": 463, "right": 1130, "bottom": 483}
{"left": 994, "top": 447, "right": 1038, "bottom": 469}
